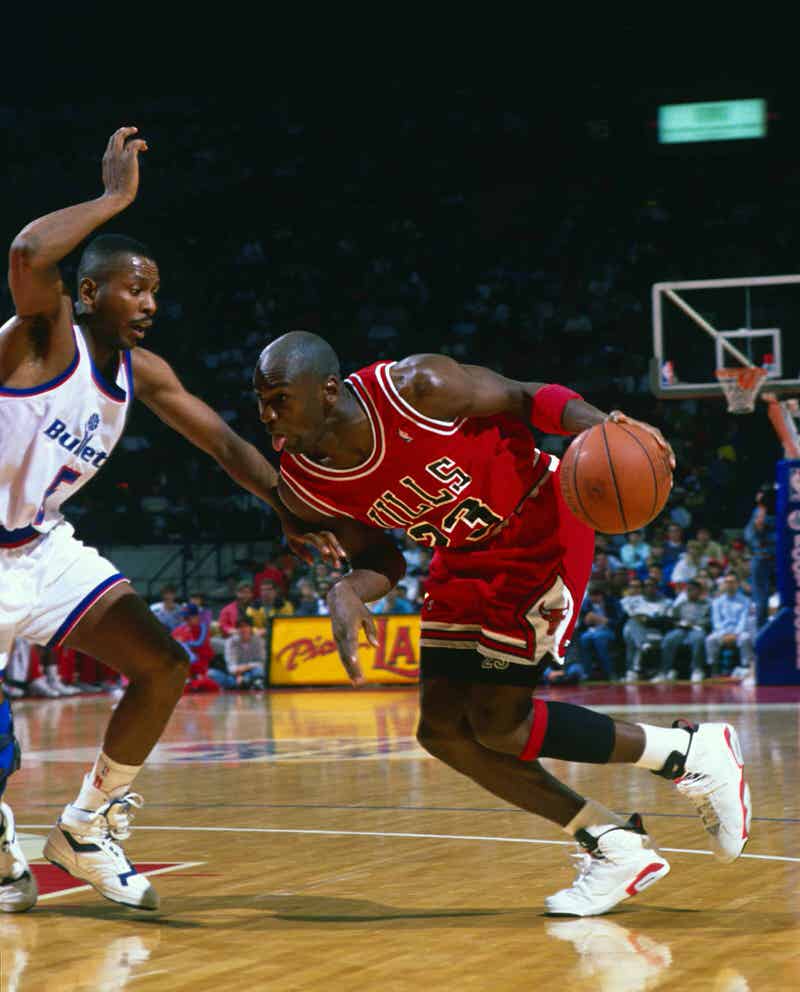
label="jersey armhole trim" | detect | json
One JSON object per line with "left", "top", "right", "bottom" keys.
{"left": 375, "top": 362, "right": 465, "bottom": 435}
{"left": 281, "top": 466, "right": 356, "bottom": 519}
{"left": 0, "top": 326, "right": 80, "bottom": 397}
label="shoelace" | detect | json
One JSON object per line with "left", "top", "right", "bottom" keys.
{"left": 80, "top": 793, "right": 144, "bottom": 843}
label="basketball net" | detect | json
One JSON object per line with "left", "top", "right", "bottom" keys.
{"left": 714, "top": 366, "right": 768, "bottom": 414}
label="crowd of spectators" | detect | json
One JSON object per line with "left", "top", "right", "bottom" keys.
{"left": 2, "top": 533, "right": 431, "bottom": 697}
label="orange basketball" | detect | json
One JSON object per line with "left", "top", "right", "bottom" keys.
{"left": 559, "top": 421, "right": 673, "bottom": 534}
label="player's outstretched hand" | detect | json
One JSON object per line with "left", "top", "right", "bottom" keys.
{"left": 102, "top": 126, "right": 148, "bottom": 206}
{"left": 327, "top": 584, "right": 379, "bottom": 688}
{"left": 607, "top": 410, "right": 676, "bottom": 470}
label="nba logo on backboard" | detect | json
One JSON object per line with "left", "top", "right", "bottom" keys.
{"left": 660, "top": 360, "right": 675, "bottom": 387}
{"left": 790, "top": 469, "right": 800, "bottom": 501}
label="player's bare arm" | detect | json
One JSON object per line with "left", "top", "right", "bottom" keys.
{"left": 133, "top": 348, "right": 345, "bottom": 566}
{"left": 278, "top": 476, "right": 406, "bottom": 686}
{"left": 2, "top": 127, "right": 146, "bottom": 387}
{"left": 391, "top": 354, "right": 675, "bottom": 467}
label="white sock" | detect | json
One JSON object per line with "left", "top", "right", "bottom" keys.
{"left": 634, "top": 724, "right": 691, "bottom": 772}
{"left": 563, "top": 799, "right": 628, "bottom": 837}
{"left": 73, "top": 752, "right": 142, "bottom": 812}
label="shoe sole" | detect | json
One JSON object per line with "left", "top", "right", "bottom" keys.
{"left": 545, "top": 858, "right": 671, "bottom": 917}
{"left": 43, "top": 829, "right": 159, "bottom": 911}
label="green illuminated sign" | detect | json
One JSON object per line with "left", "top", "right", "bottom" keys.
{"left": 658, "top": 99, "right": 767, "bottom": 144}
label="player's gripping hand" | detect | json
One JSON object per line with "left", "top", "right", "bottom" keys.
{"left": 280, "top": 514, "right": 346, "bottom": 569}
{"left": 102, "top": 126, "right": 148, "bottom": 207}
{"left": 326, "top": 583, "right": 379, "bottom": 687}
{"left": 607, "top": 410, "right": 676, "bottom": 470}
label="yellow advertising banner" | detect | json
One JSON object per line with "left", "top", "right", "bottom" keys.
{"left": 269, "top": 614, "right": 420, "bottom": 685}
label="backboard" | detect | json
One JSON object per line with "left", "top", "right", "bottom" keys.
{"left": 650, "top": 274, "right": 800, "bottom": 400}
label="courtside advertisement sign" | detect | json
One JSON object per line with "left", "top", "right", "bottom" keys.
{"left": 269, "top": 615, "right": 420, "bottom": 685}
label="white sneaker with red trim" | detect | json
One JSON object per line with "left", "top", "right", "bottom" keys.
{"left": 674, "top": 721, "right": 751, "bottom": 863}
{"left": 43, "top": 793, "right": 159, "bottom": 910}
{"left": 545, "top": 815, "right": 670, "bottom": 917}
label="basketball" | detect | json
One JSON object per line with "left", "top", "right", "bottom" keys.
{"left": 559, "top": 421, "right": 673, "bottom": 534}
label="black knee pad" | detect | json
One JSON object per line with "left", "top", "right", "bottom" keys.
{"left": 539, "top": 701, "right": 616, "bottom": 764}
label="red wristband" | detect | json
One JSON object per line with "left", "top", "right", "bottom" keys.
{"left": 529, "top": 384, "right": 583, "bottom": 435}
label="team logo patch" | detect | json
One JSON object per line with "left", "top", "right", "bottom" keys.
{"left": 87, "top": 412, "right": 100, "bottom": 432}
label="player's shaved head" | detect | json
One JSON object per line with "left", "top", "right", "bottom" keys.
{"left": 257, "top": 331, "right": 340, "bottom": 385}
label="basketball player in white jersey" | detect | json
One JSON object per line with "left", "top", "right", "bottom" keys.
{"left": 0, "top": 126, "right": 344, "bottom": 912}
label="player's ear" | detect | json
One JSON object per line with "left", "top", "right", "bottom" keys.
{"left": 78, "top": 276, "right": 98, "bottom": 314}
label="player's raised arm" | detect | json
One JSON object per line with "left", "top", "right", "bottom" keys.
{"left": 278, "top": 476, "right": 406, "bottom": 687}
{"left": 391, "top": 354, "right": 675, "bottom": 467}
{"left": 8, "top": 127, "right": 146, "bottom": 323}
{"left": 132, "top": 348, "right": 346, "bottom": 566}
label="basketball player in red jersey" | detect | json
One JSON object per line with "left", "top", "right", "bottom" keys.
{"left": 0, "top": 130, "right": 342, "bottom": 914}
{"left": 255, "top": 331, "right": 752, "bottom": 917}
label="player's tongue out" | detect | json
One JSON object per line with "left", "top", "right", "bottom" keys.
{"left": 272, "top": 434, "right": 287, "bottom": 452}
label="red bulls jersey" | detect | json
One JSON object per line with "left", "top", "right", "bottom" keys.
{"left": 280, "top": 361, "right": 556, "bottom": 549}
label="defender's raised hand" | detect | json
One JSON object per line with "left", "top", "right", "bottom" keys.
{"left": 102, "top": 126, "right": 148, "bottom": 206}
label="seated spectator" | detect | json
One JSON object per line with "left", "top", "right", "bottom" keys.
{"left": 577, "top": 582, "right": 623, "bottom": 681}
{"left": 620, "top": 530, "right": 650, "bottom": 571}
{"left": 188, "top": 591, "right": 214, "bottom": 629}
{"left": 646, "top": 562, "right": 672, "bottom": 598}
{"left": 172, "top": 604, "right": 216, "bottom": 683}
{"left": 670, "top": 539, "right": 704, "bottom": 592}
{"left": 660, "top": 524, "right": 686, "bottom": 585}
{"left": 652, "top": 580, "right": 711, "bottom": 683}
{"left": 258, "top": 579, "right": 295, "bottom": 618}
{"left": 695, "top": 527, "right": 723, "bottom": 566}
{"left": 218, "top": 581, "right": 266, "bottom": 636}
{"left": 705, "top": 574, "right": 755, "bottom": 680}
{"left": 373, "top": 584, "right": 416, "bottom": 615}
{"left": 294, "top": 579, "right": 322, "bottom": 616}
{"left": 150, "top": 584, "right": 184, "bottom": 632}
{"left": 621, "top": 578, "right": 673, "bottom": 682}
{"left": 253, "top": 558, "right": 288, "bottom": 596}
{"left": 210, "top": 619, "right": 266, "bottom": 690}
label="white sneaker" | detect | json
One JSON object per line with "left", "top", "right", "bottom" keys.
{"left": 46, "top": 670, "right": 81, "bottom": 697}
{"left": 43, "top": 794, "right": 159, "bottom": 910}
{"left": 0, "top": 802, "right": 38, "bottom": 913}
{"left": 672, "top": 720, "right": 751, "bottom": 863}
{"left": 690, "top": 669, "right": 705, "bottom": 683}
{"left": 624, "top": 670, "right": 639, "bottom": 684}
{"left": 27, "top": 676, "right": 60, "bottom": 699}
{"left": 545, "top": 815, "right": 670, "bottom": 917}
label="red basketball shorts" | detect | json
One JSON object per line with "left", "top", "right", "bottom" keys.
{"left": 419, "top": 470, "right": 594, "bottom": 669}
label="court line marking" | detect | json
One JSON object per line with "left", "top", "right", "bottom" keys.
{"left": 35, "top": 861, "right": 204, "bottom": 901}
{"left": 19, "top": 824, "right": 799, "bottom": 864}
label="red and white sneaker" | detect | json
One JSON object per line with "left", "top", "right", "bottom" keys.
{"left": 672, "top": 721, "right": 751, "bottom": 863}
{"left": 545, "top": 814, "right": 670, "bottom": 917}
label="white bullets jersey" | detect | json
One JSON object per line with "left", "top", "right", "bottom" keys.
{"left": 0, "top": 325, "right": 132, "bottom": 545}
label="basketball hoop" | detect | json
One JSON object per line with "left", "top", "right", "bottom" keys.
{"left": 714, "top": 366, "right": 768, "bottom": 414}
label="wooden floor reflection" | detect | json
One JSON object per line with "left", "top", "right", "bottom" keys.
{"left": 5, "top": 684, "right": 800, "bottom": 991}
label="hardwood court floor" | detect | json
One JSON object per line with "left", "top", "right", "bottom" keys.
{"left": 5, "top": 682, "right": 800, "bottom": 991}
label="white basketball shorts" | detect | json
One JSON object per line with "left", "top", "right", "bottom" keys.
{"left": 0, "top": 520, "right": 128, "bottom": 666}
